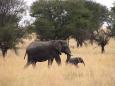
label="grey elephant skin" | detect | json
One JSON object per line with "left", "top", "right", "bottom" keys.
{"left": 67, "top": 57, "right": 85, "bottom": 67}
{"left": 24, "top": 40, "right": 71, "bottom": 68}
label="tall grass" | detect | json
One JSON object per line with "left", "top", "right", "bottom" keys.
{"left": 0, "top": 39, "right": 115, "bottom": 86}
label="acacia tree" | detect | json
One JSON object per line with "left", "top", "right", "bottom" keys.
{"left": 73, "top": 1, "right": 110, "bottom": 47}
{"left": 64, "top": 0, "right": 91, "bottom": 47}
{"left": 31, "top": 0, "right": 90, "bottom": 43}
{"left": 31, "top": 0, "right": 74, "bottom": 40}
{"left": 30, "top": 0, "right": 110, "bottom": 50}
{"left": 85, "top": 1, "right": 109, "bottom": 29}
{"left": 0, "top": 0, "right": 26, "bottom": 57}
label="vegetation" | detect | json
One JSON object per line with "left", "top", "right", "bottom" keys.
{"left": 0, "top": 0, "right": 115, "bottom": 85}
{"left": 0, "top": 0, "right": 26, "bottom": 57}
{"left": 111, "top": 2, "right": 115, "bottom": 36}
{"left": 0, "top": 0, "right": 114, "bottom": 56}
{"left": 30, "top": 0, "right": 110, "bottom": 46}
{"left": 0, "top": 38, "right": 115, "bottom": 86}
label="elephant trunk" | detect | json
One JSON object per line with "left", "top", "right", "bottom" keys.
{"left": 66, "top": 53, "right": 71, "bottom": 63}
{"left": 65, "top": 47, "right": 72, "bottom": 63}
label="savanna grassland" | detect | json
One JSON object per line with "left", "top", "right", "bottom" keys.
{"left": 0, "top": 38, "right": 115, "bottom": 86}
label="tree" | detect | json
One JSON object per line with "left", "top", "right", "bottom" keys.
{"left": 73, "top": 1, "right": 110, "bottom": 47}
{"left": 85, "top": 1, "right": 109, "bottom": 30}
{"left": 66, "top": 0, "right": 91, "bottom": 46}
{"left": 31, "top": 0, "right": 73, "bottom": 40}
{"left": 30, "top": 0, "right": 110, "bottom": 48}
{"left": 0, "top": 0, "right": 26, "bottom": 57}
{"left": 111, "top": 2, "right": 115, "bottom": 36}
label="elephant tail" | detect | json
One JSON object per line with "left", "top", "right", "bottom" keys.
{"left": 24, "top": 52, "right": 27, "bottom": 60}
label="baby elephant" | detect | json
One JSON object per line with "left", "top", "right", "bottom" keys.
{"left": 67, "top": 57, "right": 85, "bottom": 67}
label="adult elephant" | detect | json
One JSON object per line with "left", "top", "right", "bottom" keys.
{"left": 75, "top": 29, "right": 91, "bottom": 47}
{"left": 24, "top": 40, "right": 71, "bottom": 68}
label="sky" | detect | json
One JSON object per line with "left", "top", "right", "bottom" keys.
{"left": 24, "top": 0, "right": 114, "bottom": 8}
{"left": 93, "top": 0, "right": 114, "bottom": 9}
{"left": 19, "top": 0, "right": 115, "bottom": 26}
{"left": 24, "top": 0, "right": 36, "bottom": 6}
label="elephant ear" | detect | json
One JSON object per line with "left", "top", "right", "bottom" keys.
{"left": 53, "top": 40, "right": 62, "bottom": 55}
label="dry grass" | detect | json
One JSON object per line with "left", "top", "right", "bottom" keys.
{"left": 0, "top": 38, "right": 115, "bottom": 86}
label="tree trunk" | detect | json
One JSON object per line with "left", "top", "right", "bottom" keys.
{"left": 101, "top": 45, "right": 105, "bottom": 53}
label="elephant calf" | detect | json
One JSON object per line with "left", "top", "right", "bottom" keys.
{"left": 67, "top": 57, "right": 85, "bottom": 67}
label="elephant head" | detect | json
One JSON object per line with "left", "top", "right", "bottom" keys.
{"left": 52, "top": 40, "right": 71, "bottom": 61}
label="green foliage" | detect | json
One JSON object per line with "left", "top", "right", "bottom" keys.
{"left": 0, "top": 0, "right": 26, "bottom": 56}
{"left": 0, "top": 24, "right": 24, "bottom": 48}
{"left": 34, "top": 18, "right": 55, "bottom": 40}
{"left": 85, "top": 1, "right": 109, "bottom": 30}
{"left": 31, "top": 0, "right": 72, "bottom": 40}
{"left": 111, "top": 3, "right": 115, "bottom": 36}
{"left": 30, "top": 0, "right": 110, "bottom": 41}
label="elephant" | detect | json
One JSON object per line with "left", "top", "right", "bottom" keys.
{"left": 66, "top": 57, "right": 85, "bottom": 67}
{"left": 75, "top": 29, "right": 91, "bottom": 47}
{"left": 24, "top": 40, "right": 71, "bottom": 68}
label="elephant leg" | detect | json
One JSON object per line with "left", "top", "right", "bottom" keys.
{"left": 24, "top": 62, "right": 31, "bottom": 69}
{"left": 82, "top": 61, "right": 85, "bottom": 66}
{"left": 84, "top": 42, "right": 87, "bottom": 47}
{"left": 75, "top": 64, "right": 79, "bottom": 68}
{"left": 80, "top": 41, "right": 83, "bottom": 47}
{"left": 24, "top": 56, "right": 32, "bottom": 68}
{"left": 32, "top": 62, "right": 36, "bottom": 69}
{"left": 48, "top": 58, "right": 54, "bottom": 68}
{"left": 55, "top": 56, "right": 61, "bottom": 66}
{"left": 90, "top": 39, "right": 94, "bottom": 45}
